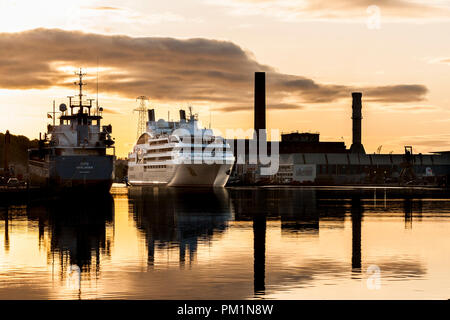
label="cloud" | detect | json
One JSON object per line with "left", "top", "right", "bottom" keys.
{"left": 373, "top": 104, "right": 438, "bottom": 114}
{"left": 438, "top": 58, "right": 450, "bottom": 65}
{"left": 209, "top": 0, "right": 450, "bottom": 22}
{"left": 213, "top": 102, "right": 304, "bottom": 112}
{"left": 88, "top": 6, "right": 122, "bottom": 11}
{"left": 68, "top": 5, "right": 190, "bottom": 35}
{"left": 426, "top": 57, "right": 450, "bottom": 66}
{"left": 364, "top": 85, "right": 428, "bottom": 103}
{"left": 0, "top": 28, "right": 428, "bottom": 112}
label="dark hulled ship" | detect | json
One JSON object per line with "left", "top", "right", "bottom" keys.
{"left": 28, "top": 69, "right": 115, "bottom": 191}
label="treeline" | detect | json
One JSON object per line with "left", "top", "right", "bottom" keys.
{"left": 0, "top": 131, "right": 38, "bottom": 167}
{"left": 115, "top": 158, "right": 128, "bottom": 182}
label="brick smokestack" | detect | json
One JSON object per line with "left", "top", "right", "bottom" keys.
{"left": 350, "top": 92, "right": 366, "bottom": 154}
{"left": 254, "top": 72, "right": 266, "bottom": 137}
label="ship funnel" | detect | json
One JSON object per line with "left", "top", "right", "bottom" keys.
{"left": 148, "top": 109, "right": 155, "bottom": 122}
{"left": 179, "top": 109, "right": 186, "bottom": 122}
{"left": 350, "top": 92, "right": 366, "bottom": 154}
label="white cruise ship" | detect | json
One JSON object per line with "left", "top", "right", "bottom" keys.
{"left": 127, "top": 108, "right": 235, "bottom": 187}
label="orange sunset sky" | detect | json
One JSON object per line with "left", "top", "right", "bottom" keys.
{"left": 0, "top": 0, "right": 450, "bottom": 157}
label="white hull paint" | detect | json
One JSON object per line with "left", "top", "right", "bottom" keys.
{"left": 129, "top": 163, "right": 233, "bottom": 187}
{"left": 169, "top": 163, "right": 233, "bottom": 187}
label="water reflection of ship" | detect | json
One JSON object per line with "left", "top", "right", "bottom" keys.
{"left": 128, "top": 187, "right": 233, "bottom": 267}
{"left": 26, "top": 195, "right": 114, "bottom": 279}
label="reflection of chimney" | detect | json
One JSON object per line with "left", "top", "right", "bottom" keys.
{"left": 351, "top": 196, "right": 363, "bottom": 272}
{"left": 148, "top": 238, "right": 155, "bottom": 269}
{"left": 350, "top": 92, "right": 366, "bottom": 154}
{"left": 4, "top": 208, "right": 9, "bottom": 253}
{"left": 254, "top": 72, "right": 266, "bottom": 138}
{"left": 4, "top": 130, "right": 10, "bottom": 175}
{"left": 253, "top": 214, "right": 266, "bottom": 294}
{"left": 148, "top": 109, "right": 155, "bottom": 122}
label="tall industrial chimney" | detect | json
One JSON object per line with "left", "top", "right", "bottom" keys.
{"left": 350, "top": 92, "right": 366, "bottom": 154}
{"left": 254, "top": 72, "right": 266, "bottom": 139}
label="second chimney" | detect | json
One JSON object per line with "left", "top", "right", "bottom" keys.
{"left": 350, "top": 92, "right": 366, "bottom": 154}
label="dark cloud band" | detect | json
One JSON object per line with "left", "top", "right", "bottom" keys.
{"left": 0, "top": 28, "right": 428, "bottom": 111}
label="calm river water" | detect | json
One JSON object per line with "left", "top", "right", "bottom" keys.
{"left": 0, "top": 186, "right": 449, "bottom": 299}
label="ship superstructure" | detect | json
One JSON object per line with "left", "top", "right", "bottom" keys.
{"left": 128, "top": 107, "right": 235, "bottom": 186}
{"left": 28, "top": 69, "right": 115, "bottom": 190}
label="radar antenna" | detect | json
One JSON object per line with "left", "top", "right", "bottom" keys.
{"left": 135, "top": 96, "right": 149, "bottom": 139}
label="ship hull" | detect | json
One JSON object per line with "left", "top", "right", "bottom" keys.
{"left": 129, "top": 163, "right": 234, "bottom": 187}
{"left": 169, "top": 163, "right": 234, "bottom": 187}
{"left": 28, "top": 155, "right": 114, "bottom": 191}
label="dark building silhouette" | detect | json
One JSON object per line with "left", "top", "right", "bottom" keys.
{"left": 279, "top": 132, "right": 346, "bottom": 154}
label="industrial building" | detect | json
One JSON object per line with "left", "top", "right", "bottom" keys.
{"left": 229, "top": 72, "right": 450, "bottom": 186}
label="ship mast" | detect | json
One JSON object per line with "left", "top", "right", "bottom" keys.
{"left": 75, "top": 68, "right": 86, "bottom": 113}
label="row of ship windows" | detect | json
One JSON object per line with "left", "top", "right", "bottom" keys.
{"left": 144, "top": 151, "right": 229, "bottom": 158}
{"left": 147, "top": 139, "right": 231, "bottom": 146}
{"left": 143, "top": 156, "right": 172, "bottom": 162}
{"left": 147, "top": 148, "right": 173, "bottom": 153}
{"left": 144, "top": 147, "right": 229, "bottom": 153}
{"left": 144, "top": 165, "right": 167, "bottom": 171}
{"left": 148, "top": 140, "right": 169, "bottom": 146}
{"left": 180, "top": 149, "right": 229, "bottom": 153}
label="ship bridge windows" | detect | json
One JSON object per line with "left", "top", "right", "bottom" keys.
{"left": 137, "top": 134, "right": 150, "bottom": 145}
{"left": 148, "top": 139, "right": 169, "bottom": 146}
